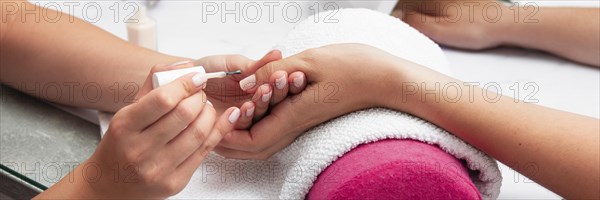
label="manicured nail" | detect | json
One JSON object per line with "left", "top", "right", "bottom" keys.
{"left": 170, "top": 60, "right": 191, "bottom": 67}
{"left": 262, "top": 91, "right": 272, "bottom": 102}
{"left": 206, "top": 100, "right": 213, "bottom": 106}
{"left": 246, "top": 106, "right": 255, "bottom": 117}
{"left": 192, "top": 73, "right": 207, "bottom": 87}
{"left": 228, "top": 108, "right": 241, "bottom": 123}
{"left": 293, "top": 75, "right": 304, "bottom": 88}
{"left": 275, "top": 74, "right": 287, "bottom": 90}
{"left": 239, "top": 74, "right": 256, "bottom": 91}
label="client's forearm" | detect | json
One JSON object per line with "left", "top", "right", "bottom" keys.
{"left": 0, "top": 0, "right": 187, "bottom": 112}
{"left": 384, "top": 62, "right": 600, "bottom": 199}
{"left": 499, "top": 7, "right": 600, "bottom": 67}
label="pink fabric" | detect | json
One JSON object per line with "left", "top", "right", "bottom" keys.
{"left": 307, "top": 139, "right": 481, "bottom": 200}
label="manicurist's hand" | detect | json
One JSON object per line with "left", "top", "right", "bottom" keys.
{"left": 214, "top": 43, "right": 417, "bottom": 159}
{"left": 35, "top": 63, "right": 241, "bottom": 199}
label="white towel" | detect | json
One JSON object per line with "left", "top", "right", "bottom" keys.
{"left": 172, "top": 8, "right": 502, "bottom": 199}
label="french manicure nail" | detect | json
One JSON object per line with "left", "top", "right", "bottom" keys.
{"left": 246, "top": 106, "right": 255, "bottom": 117}
{"left": 275, "top": 74, "right": 287, "bottom": 90}
{"left": 192, "top": 73, "right": 207, "bottom": 87}
{"left": 293, "top": 75, "right": 304, "bottom": 88}
{"left": 206, "top": 100, "right": 213, "bottom": 106}
{"left": 239, "top": 74, "right": 257, "bottom": 91}
{"left": 170, "top": 60, "right": 191, "bottom": 67}
{"left": 262, "top": 91, "right": 272, "bottom": 102}
{"left": 228, "top": 108, "right": 241, "bottom": 123}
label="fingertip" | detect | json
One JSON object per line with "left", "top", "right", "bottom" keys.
{"left": 272, "top": 70, "right": 288, "bottom": 90}
{"left": 241, "top": 101, "right": 255, "bottom": 118}
{"left": 270, "top": 49, "right": 283, "bottom": 60}
{"left": 289, "top": 71, "right": 305, "bottom": 88}
{"left": 227, "top": 107, "right": 241, "bottom": 124}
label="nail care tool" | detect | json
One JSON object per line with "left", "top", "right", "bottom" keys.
{"left": 152, "top": 66, "right": 241, "bottom": 88}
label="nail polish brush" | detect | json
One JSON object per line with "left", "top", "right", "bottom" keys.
{"left": 152, "top": 66, "right": 241, "bottom": 88}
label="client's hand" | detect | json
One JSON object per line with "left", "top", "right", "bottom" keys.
{"left": 393, "top": 0, "right": 510, "bottom": 50}
{"left": 215, "top": 43, "right": 416, "bottom": 159}
{"left": 194, "top": 50, "right": 306, "bottom": 129}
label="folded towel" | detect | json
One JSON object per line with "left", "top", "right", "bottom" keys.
{"left": 172, "top": 8, "right": 501, "bottom": 199}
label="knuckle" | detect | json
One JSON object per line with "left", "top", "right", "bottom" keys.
{"left": 162, "top": 179, "right": 185, "bottom": 196}
{"left": 173, "top": 104, "right": 196, "bottom": 123}
{"left": 179, "top": 79, "right": 195, "bottom": 94}
{"left": 201, "top": 140, "right": 217, "bottom": 153}
{"left": 138, "top": 163, "right": 160, "bottom": 185}
{"left": 123, "top": 151, "right": 141, "bottom": 163}
{"left": 107, "top": 118, "right": 125, "bottom": 134}
{"left": 191, "top": 125, "right": 208, "bottom": 143}
{"left": 153, "top": 90, "right": 178, "bottom": 111}
{"left": 302, "top": 48, "right": 324, "bottom": 62}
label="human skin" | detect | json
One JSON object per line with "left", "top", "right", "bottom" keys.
{"left": 218, "top": 43, "right": 600, "bottom": 199}
{"left": 393, "top": 0, "right": 600, "bottom": 67}
{"left": 0, "top": 0, "right": 302, "bottom": 118}
{"left": 34, "top": 64, "right": 240, "bottom": 199}
{"left": 0, "top": 0, "right": 304, "bottom": 198}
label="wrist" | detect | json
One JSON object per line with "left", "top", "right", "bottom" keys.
{"left": 487, "top": 4, "right": 514, "bottom": 47}
{"left": 378, "top": 58, "right": 424, "bottom": 114}
{"left": 35, "top": 160, "right": 102, "bottom": 199}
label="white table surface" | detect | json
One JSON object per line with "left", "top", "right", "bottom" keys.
{"left": 34, "top": 0, "right": 599, "bottom": 199}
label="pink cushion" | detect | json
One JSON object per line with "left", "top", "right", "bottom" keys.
{"left": 307, "top": 139, "right": 481, "bottom": 200}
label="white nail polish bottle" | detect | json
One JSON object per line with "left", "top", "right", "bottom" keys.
{"left": 127, "top": 5, "right": 157, "bottom": 50}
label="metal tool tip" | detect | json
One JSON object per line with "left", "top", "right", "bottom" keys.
{"left": 225, "top": 70, "right": 242, "bottom": 75}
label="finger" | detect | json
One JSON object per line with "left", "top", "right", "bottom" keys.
{"left": 239, "top": 52, "right": 307, "bottom": 93}
{"left": 288, "top": 71, "right": 306, "bottom": 94}
{"left": 270, "top": 70, "right": 289, "bottom": 105}
{"left": 160, "top": 101, "right": 216, "bottom": 168}
{"left": 242, "top": 49, "right": 283, "bottom": 76}
{"left": 121, "top": 72, "right": 207, "bottom": 131}
{"left": 198, "top": 50, "right": 282, "bottom": 80}
{"left": 220, "top": 85, "right": 342, "bottom": 153}
{"left": 137, "top": 61, "right": 194, "bottom": 98}
{"left": 215, "top": 130, "right": 297, "bottom": 160}
{"left": 141, "top": 91, "right": 207, "bottom": 145}
{"left": 235, "top": 101, "right": 255, "bottom": 129}
{"left": 252, "top": 84, "right": 272, "bottom": 121}
{"left": 174, "top": 106, "right": 239, "bottom": 178}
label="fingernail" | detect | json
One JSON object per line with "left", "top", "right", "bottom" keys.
{"left": 293, "top": 75, "right": 304, "bottom": 88}
{"left": 246, "top": 106, "right": 255, "bottom": 117}
{"left": 275, "top": 74, "right": 287, "bottom": 90}
{"left": 239, "top": 74, "right": 256, "bottom": 91}
{"left": 262, "top": 91, "right": 272, "bottom": 102}
{"left": 170, "top": 60, "right": 191, "bottom": 67}
{"left": 206, "top": 100, "right": 213, "bottom": 106}
{"left": 228, "top": 108, "right": 241, "bottom": 123}
{"left": 192, "top": 73, "right": 207, "bottom": 87}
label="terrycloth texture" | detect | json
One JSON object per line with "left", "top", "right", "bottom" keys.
{"left": 172, "top": 8, "right": 502, "bottom": 199}
{"left": 307, "top": 139, "right": 482, "bottom": 200}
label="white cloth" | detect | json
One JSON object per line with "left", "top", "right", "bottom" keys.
{"left": 172, "top": 8, "right": 502, "bottom": 199}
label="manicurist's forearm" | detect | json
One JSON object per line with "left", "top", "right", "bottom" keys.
{"left": 499, "top": 7, "right": 600, "bottom": 67}
{"left": 384, "top": 62, "right": 599, "bottom": 199}
{"left": 0, "top": 0, "right": 187, "bottom": 112}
